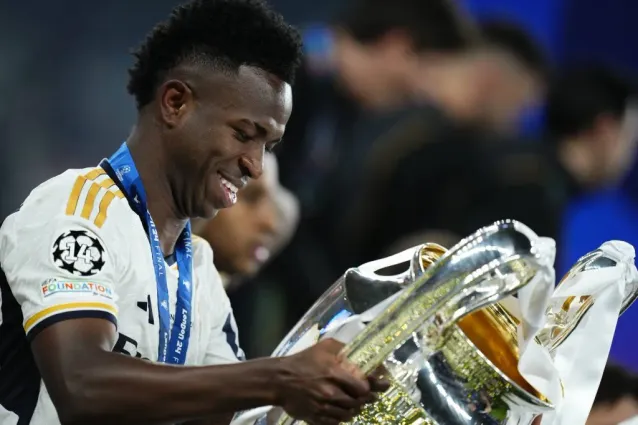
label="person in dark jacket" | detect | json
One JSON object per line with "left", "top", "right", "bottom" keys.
{"left": 342, "top": 20, "right": 550, "bottom": 264}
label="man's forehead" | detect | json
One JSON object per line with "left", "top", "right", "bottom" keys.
{"left": 196, "top": 65, "right": 292, "bottom": 123}
{"left": 191, "top": 64, "right": 287, "bottom": 95}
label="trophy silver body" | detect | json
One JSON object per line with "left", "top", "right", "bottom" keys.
{"left": 249, "top": 223, "right": 638, "bottom": 425}
{"left": 268, "top": 221, "right": 554, "bottom": 425}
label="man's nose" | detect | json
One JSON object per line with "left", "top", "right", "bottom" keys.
{"left": 258, "top": 201, "right": 279, "bottom": 237}
{"left": 239, "top": 154, "right": 263, "bottom": 180}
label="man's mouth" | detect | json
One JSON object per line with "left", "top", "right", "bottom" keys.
{"left": 218, "top": 173, "right": 238, "bottom": 206}
{"left": 254, "top": 245, "right": 270, "bottom": 263}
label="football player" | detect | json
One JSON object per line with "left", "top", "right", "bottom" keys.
{"left": 0, "top": 1, "right": 388, "bottom": 424}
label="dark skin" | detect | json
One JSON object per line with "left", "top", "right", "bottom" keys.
{"left": 31, "top": 64, "right": 388, "bottom": 425}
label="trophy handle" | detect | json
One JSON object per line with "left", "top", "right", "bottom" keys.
{"left": 536, "top": 242, "right": 638, "bottom": 352}
{"left": 355, "top": 243, "right": 446, "bottom": 283}
{"left": 344, "top": 243, "right": 447, "bottom": 313}
{"left": 343, "top": 221, "right": 548, "bottom": 373}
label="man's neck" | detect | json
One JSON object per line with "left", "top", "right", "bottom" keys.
{"left": 127, "top": 129, "right": 188, "bottom": 256}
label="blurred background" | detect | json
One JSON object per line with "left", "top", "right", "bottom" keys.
{"left": 1, "top": 0, "right": 637, "bottom": 384}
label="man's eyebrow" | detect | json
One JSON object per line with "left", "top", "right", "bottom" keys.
{"left": 239, "top": 119, "right": 268, "bottom": 137}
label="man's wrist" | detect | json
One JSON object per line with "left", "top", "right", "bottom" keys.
{"left": 260, "top": 356, "right": 288, "bottom": 407}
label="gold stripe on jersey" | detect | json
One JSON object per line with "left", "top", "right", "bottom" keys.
{"left": 66, "top": 168, "right": 124, "bottom": 227}
{"left": 84, "top": 168, "right": 106, "bottom": 180}
{"left": 81, "top": 182, "right": 102, "bottom": 219}
{"left": 24, "top": 301, "right": 118, "bottom": 333}
{"left": 94, "top": 191, "right": 116, "bottom": 228}
{"left": 65, "top": 176, "right": 86, "bottom": 215}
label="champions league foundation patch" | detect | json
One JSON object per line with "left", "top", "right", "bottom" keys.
{"left": 41, "top": 278, "right": 115, "bottom": 301}
{"left": 51, "top": 229, "right": 107, "bottom": 276}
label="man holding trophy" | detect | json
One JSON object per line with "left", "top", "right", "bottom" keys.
{"left": 0, "top": 0, "right": 635, "bottom": 424}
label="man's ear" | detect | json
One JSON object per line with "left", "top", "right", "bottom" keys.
{"left": 158, "top": 80, "right": 193, "bottom": 128}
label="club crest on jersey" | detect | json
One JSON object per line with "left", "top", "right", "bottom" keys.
{"left": 41, "top": 278, "right": 114, "bottom": 300}
{"left": 51, "top": 229, "right": 106, "bottom": 276}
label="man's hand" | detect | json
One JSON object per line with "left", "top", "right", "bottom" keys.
{"left": 274, "top": 338, "right": 389, "bottom": 425}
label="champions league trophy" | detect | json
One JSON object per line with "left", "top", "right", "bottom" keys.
{"left": 232, "top": 220, "right": 638, "bottom": 425}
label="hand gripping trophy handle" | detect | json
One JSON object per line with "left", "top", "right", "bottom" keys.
{"left": 278, "top": 220, "right": 551, "bottom": 425}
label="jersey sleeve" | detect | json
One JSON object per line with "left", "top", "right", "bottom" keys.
{"left": 203, "top": 291, "right": 246, "bottom": 364}
{"left": 0, "top": 170, "right": 128, "bottom": 341}
{"left": 194, "top": 239, "right": 245, "bottom": 364}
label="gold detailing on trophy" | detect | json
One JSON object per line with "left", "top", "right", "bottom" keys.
{"left": 417, "top": 243, "right": 447, "bottom": 271}
{"left": 458, "top": 304, "right": 540, "bottom": 398}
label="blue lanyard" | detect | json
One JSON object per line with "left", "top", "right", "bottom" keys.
{"left": 105, "top": 142, "right": 193, "bottom": 365}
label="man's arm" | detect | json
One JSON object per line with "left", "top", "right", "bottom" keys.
{"left": 33, "top": 319, "right": 376, "bottom": 425}
{"left": 1, "top": 177, "right": 383, "bottom": 425}
{"left": 33, "top": 319, "right": 279, "bottom": 425}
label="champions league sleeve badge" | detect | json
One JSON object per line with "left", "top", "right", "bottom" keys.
{"left": 51, "top": 229, "right": 107, "bottom": 276}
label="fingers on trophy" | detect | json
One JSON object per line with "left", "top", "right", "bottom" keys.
{"left": 233, "top": 220, "right": 638, "bottom": 425}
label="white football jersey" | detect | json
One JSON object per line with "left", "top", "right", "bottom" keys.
{"left": 0, "top": 166, "right": 244, "bottom": 425}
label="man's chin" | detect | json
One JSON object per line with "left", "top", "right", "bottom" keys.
{"left": 236, "top": 261, "right": 261, "bottom": 278}
{"left": 191, "top": 202, "right": 220, "bottom": 220}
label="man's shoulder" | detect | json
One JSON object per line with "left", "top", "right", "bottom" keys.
{"left": 1, "top": 167, "right": 136, "bottom": 262}
{"left": 0, "top": 168, "right": 139, "bottom": 294}
{"left": 12, "top": 167, "right": 130, "bottom": 229}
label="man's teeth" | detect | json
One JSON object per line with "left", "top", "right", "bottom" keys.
{"left": 219, "top": 176, "right": 238, "bottom": 194}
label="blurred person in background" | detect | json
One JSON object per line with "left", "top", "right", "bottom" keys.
{"left": 409, "top": 20, "right": 548, "bottom": 134}
{"left": 254, "top": 0, "right": 479, "bottom": 347}
{"left": 346, "top": 64, "right": 637, "bottom": 267}
{"left": 342, "top": 20, "right": 549, "bottom": 264}
{"left": 545, "top": 67, "right": 638, "bottom": 195}
{"left": 194, "top": 153, "right": 299, "bottom": 291}
{"left": 278, "top": 0, "right": 476, "bottom": 208}
{"left": 531, "top": 364, "right": 638, "bottom": 425}
{"left": 553, "top": 69, "right": 638, "bottom": 372}
{"left": 586, "top": 364, "right": 638, "bottom": 425}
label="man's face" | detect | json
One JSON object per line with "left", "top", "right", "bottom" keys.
{"left": 403, "top": 51, "right": 542, "bottom": 131}
{"left": 159, "top": 65, "right": 292, "bottom": 219}
{"left": 602, "top": 107, "right": 638, "bottom": 184}
{"left": 586, "top": 398, "right": 638, "bottom": 425}
{"left": 583, "top": 106, "right": 638, "bottom": 186}
{"left": 199, "top": 174, "right": 279, "bottom": 276}
{"left": 481, "top": 53, "right": 543, "bottom": 132}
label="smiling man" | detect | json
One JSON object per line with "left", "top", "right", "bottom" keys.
{"left": 0, "top": 1, "right": 388, "bottom": 425}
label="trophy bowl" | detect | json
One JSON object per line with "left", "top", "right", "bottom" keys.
{"left": 266, "top": 220, "right": 555, "bottom": 425}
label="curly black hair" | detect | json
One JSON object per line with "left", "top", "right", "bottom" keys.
{"left": 128, "top": 0, "right": 303, "bottom": 110}
{"left": 594, "top": 364, "right": 638, "bottom": 406}
{"left": 546, "top": 65, "right": 636, "bottom": 140}
{"left": 338, "top": 0, "right": 476, "bottom": 52}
